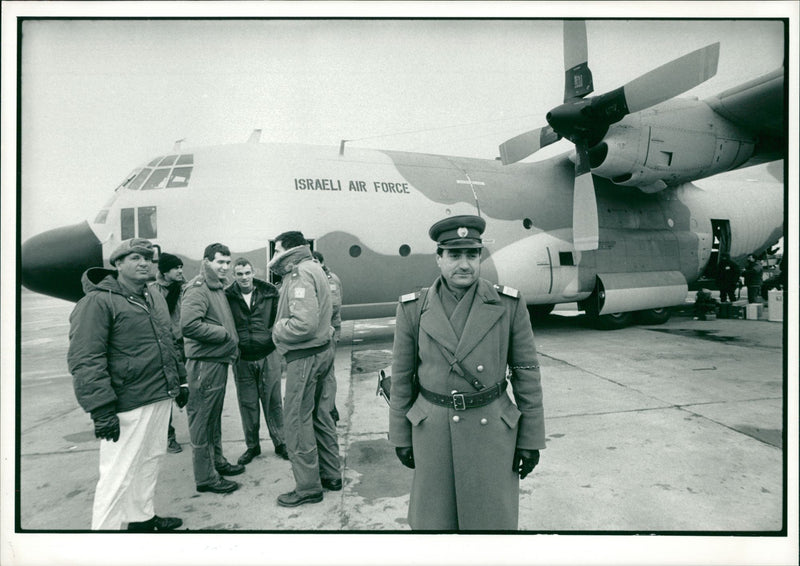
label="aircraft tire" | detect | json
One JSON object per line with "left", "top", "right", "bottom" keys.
{"left": 590, "top": 311, "right": 633, "bottom": 330}
{"left": 633, "top": 307, "right": 672, "bottom": 325}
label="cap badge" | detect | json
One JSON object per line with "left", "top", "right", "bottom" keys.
{"left": 457, "top": 227, "right": 468, "bottom": 238}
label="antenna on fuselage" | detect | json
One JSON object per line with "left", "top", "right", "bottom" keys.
{"left": 339, "top": 139, "right": 348, "bottom": 156}
{"left": 172, "top": 138, "right": 186, "bottom": 152}
{"left": 248, "top": 129, "right": 262, "bottom": 143}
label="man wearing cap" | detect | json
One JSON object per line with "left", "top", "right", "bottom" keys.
{"left": 181, "top": 242, "right": 242, "bottom": 494}
{"left": 389, "top": 215, "right": 545, "bottom": 530}
{"left": 68, "top": 238, "right": 187, "bottom": 530}
{"left": 148, "top": 252, "right": 186, "bottom": 453}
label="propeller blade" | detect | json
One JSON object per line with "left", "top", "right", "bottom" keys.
{"left": 563, "top": 20, "right": 593, "bottom": 100}
{"left": 596, "top": 42, "right": 720, "bottom": 121}
{"left": 572, "top": 143, "right": 599, "bottom": 251}
{"left": 498, "top": 126, "right": 561, "bottom": 165}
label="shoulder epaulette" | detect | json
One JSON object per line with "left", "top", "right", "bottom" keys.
{"left": 400, "top": 291, "right": 421, "bottom": 303}
{"left": 494, "top": 284, "right": 520, "bottom": 298}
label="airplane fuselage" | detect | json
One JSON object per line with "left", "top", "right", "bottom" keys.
{"left": 21, "top": 141, "right": 783, "bottom": 321}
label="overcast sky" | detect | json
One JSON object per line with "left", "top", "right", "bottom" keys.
{"left": 11, "top": 11, "right": 787, "bottom": 242}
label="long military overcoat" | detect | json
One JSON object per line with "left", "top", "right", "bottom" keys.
{"left": 389, "top": 277, "right": 545, "bottom": 530}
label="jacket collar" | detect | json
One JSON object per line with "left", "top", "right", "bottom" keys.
{"left": 268, "top": 245, "right": 313, "bottom": 277}
{"left": 225, "top": 278, "right": 278, "bottom": 298}
{"left": 420, "top": 277, "right": 505, "bottom": 362}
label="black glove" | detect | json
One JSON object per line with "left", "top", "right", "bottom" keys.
{"left": 92, "top": 407, "right": 120, "bottom": 443}
{"left": 395, "top": 446, "right": 415, "bottom": 469}
{"left": 175, "top": 386, "right": 189, "bottom": 408}
{"left": 514, "top": 449, "right": 540, "bottom": 479}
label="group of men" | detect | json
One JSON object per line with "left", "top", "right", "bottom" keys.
{"left": 68, "top": 216, "right": 547, "bottom": 532}
{"left": 68, "top": 231, "right": 343, "bottom": 530}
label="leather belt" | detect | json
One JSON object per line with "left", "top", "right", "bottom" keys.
{"left": 419, "top": 380, "right": 507, "bottom": 411}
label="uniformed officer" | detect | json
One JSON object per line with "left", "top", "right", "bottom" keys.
{"left": 389, "top": 214, "right": 545, "bottom": 530}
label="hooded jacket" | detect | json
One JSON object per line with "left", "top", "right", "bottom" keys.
{"left": 68, "top": 267, "right": 186, "bottom": 416}
{"left": 225, "top": 278, "right": 280, "bottom": 361}
{"left": 181, "top": 259, "right": 239, "bottom": 362}
{"left": 148, "top": 271, "right": 184, "bottom": 339}
{"left": 269, "top": 245, "right": 333, "bottom": 356}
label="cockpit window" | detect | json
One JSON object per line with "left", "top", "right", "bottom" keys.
{"left": 128, "top": 168, "right": 153, "bottom": 191}
{"left": 142, "top": 168, "right": 170, "bottom": 191}
{"left": 167, "top": 167, "right": 192, "bottom": 188}
{"left": 128, "top": 154, "right": 194, "bottom": 191}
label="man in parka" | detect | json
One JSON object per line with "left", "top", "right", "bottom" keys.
{"left": 181, "top": 242, "right": 242, "bottom": 494}
{"left": 269, "top": 231, "right": 341, "bottom": 507}
{"left": 68, "top": 238, "right": 187, "bottom": 530}
{"left": 148, "top": 251, "right": 186, "bottom": 453}
{"left": 389, "top": 215, "right": 545, "bottom": 530}
{"left": 225, "top": 257, "right": 288, "bottom": 465}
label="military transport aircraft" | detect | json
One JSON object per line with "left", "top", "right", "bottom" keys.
{"left": 21, "top": 21, "right": 785, "bottom": 329}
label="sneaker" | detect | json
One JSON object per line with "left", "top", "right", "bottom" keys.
{"left": 127, "top": 515, "right": 183, "bottom": 531}
{"left": 167, "top": 438, "right": 182, "bottom": 454}
{"left": 274, "top": 444, "right": 289, "bottom": 461}
{"left": 237, "top": 445, "right": 261, "bottom": 465}
{"left": 196, "top": 477, "right": 239, "bottom": 494}
{"left": 321, "top": 477, "right": 342, "bottom": 491}
{"left": 277, "top": 490, "right": 323, "bottom": 507}
{"left": 215, "top": 461, "right": 245, "bottom": 476}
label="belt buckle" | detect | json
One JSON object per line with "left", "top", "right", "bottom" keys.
{"left": 452, "top": 393, "right": 466, "bottom": 411}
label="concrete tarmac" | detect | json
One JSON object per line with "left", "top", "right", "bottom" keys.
{"left": 13, "top": 291, "right": 789, "bottom": 535}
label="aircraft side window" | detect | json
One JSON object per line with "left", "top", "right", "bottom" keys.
{"left": 559, "top": 252, "right": 575, "bottom": 266}
{"left": 399, "top": 245, "right": 411, "bottom": 257}
{"left": 121, "top": 208, "right": 135, "bottom": 240}
{"left": 158, "top": 155, "right": 178, "bottom": 167}
{"left": 128, "top": 168, "right": 152, "bottom": 191}
{"left": 142, "top": 168, "right": 170, "bottom": 191}
{"left": 167, "top": 166, "right": 192, "bottom": 188}
{"left": 349, "top": 245, "right": 362, "bottom": 258}
{"left": 138, "top": 206, "right": 157, "bottom": 239}
{"left": 176, "top": 154, "right": 193, "bottom": 166}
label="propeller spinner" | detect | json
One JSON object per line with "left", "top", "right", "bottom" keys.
{"left": 499, "top": 21, "right": 720, "bottom": 251}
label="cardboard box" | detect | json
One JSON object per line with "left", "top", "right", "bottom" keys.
{"left": 768, "top": 290, "right": 784, "bottom": 322}
{"left": 746, "top": 303, "right": 763, "bottom": 320}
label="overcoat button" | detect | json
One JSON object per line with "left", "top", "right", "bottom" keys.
{"left": 477, "top": 365, "right": 484, "bottom": 372}
{"left": 452, "top": 415, "right": 460, "bottom": 423}
{"left": 480, "top": 418, "right": 488, "bottom": 425}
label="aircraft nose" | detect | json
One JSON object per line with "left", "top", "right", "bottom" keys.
{"left": 21, "top": 221, "right": 103, "bottom": 302}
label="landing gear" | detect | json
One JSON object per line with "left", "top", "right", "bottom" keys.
{"left": 590, "top": 311, "right": 633, "bottom": 330}
{"left": 633, "top": 307, "right": 671, "bottom": 325}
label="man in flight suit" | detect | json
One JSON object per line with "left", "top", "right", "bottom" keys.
{"left": 389, "top": 215, "right": 545, "bottom": 530}
{"left": 269, "top": 231, "right": 342, "bottom": 507}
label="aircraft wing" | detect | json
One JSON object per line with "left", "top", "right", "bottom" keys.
{"left": 704, "top": 67, "right": 785, "bottom": 164}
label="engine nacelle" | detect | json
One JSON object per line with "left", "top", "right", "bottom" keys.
{"left": 588, "top": 98, "right": 755, "bottom": 192}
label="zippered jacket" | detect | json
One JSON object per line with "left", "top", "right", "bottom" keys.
{"left": 68, "top": 267, "right": 186, "bottom": 416}
{"left": 225, "top": 278, "right": 279, "bottom": 361}
{"left": 181, "top": 259, "right": 239, "bottom": 362}
{"left": 269, "top": 245, "right": 333, "bottom": 355}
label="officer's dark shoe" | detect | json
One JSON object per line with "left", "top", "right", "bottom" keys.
{"left": 277, "top": 490, "right": 323, "bottom": 507}
{"left": 237, "top": 445, "right": 261, "bottom": 465}
{"left": 215, "top": 462, "right": 245, "bottom": 476}
{"left": 127, "top": 515, "right": 183, "bottom": 531}
{"left": 167, "top": 438, "right": 182, "bottom": 454}
{"left": 321, "top": 478, "right": 342, "bottom": 491}
{"left": 196, "top": 477, "right": 239, "bottom": 494}
{"left": 275, "top": 444, "right": 289, "bottom": 460}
